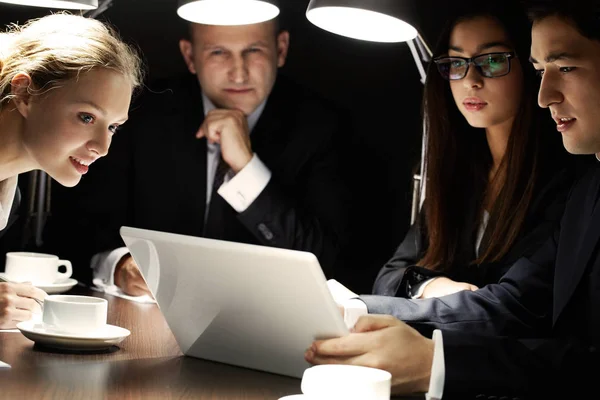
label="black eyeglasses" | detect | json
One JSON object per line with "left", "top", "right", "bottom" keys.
{"left": 433, "top": 52, "right": 516, "bottom": 80}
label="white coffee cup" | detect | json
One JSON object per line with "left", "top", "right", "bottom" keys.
{"left": 5, "top": 252, "right": 72, "bottom": 285}
{"left": 299, "top": 365, "right": 391, "bottom": 400}
{"left": 42, "top": 295, "right": 108, "bottom": 334}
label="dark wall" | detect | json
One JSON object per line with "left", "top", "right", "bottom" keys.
{"left": 0, "top": 0, "right": 445, "bottom": 294}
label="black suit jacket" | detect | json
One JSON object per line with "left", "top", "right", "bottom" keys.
{"left": 44, "top": 74, "right": 351, "bottom": 284}
{"left": 373, "top": 161, "right": 575, "bottom": 297}
{"left": 364, "top": 160, "right": 600, "bottom": 397}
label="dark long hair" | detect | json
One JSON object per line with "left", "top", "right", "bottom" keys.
{"left": 418, "top": 2, "right": 561, "bottom": 270}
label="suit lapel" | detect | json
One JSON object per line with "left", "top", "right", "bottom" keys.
{"left": 249, "top": 84, "right": 286, "bottom": 165}
{"left": 174, "top": 81, "right": 207, "bottom": 235}
{"left": 554, "top": 174, "right": 600, "bottom": 323}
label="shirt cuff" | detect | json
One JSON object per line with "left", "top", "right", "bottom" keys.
{"left": 339, "top": 298, "right": 368, "bottom": 330}
{"left": 425, "top": 329, "right": 445, "bottom": 400}
{"left": 218, "top": 153, "right": 271, "bottom": 212}
{"left": 90, "top": 247, "right": 130, "bottom": 288}
{"left": 411, "top": 277, "right": 437, "bottom": 299}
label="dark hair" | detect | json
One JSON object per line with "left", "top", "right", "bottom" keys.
{"left": 526, "top": 1, "right": 600, "bottom": 41}
{"left": 418, "top": 2, "right": 562, "bottom": 270}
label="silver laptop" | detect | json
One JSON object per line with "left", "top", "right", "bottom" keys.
{"left": 119, "top": 226, "right": 348, "bottom": 378}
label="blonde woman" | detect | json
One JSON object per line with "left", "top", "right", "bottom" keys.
{"left": 0, "top": 13, "right": 143, "bottom": 328}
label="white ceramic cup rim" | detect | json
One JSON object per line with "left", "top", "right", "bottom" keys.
{"left": 45, "top": 295, "right": 107, "bottom": 305}
{"left": 303, "top": 364, "right": 391, "bottom": 383}
{"left": 6, "top": 251, "right": 60, "bottom": 259}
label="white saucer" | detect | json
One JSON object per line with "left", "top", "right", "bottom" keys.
{"left": 0, "top": 273, "right": 78, "bottom": 294}
{"left": 35, "top": 278, "right": 78, "bottom": 294}
{"left": 16, "top": 320, "right": 130, "bottom": 351}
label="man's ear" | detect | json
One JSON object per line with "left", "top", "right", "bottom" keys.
{"left": 276, "top": 30, "right": 290, "bottom": 68}
{"left": 179, "top": 39, "right": 197, "bottom": 74}
{"left": 10, "top": 73, "right": 33, "bottom": 118}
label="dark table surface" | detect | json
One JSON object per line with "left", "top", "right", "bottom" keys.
{"left": 0, "top": 286, "right": 425, "bottom": 399}
{"left": 0, "top": 287, "right": 302, "bottom": 399}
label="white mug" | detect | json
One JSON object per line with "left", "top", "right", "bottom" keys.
{"left": 42, "top": 295, "right": 107, "bottom": 334}
{"left": 5, "top": 252, "right": 72, "bottom": 285}
{"left": 299, "top": 365, "right": 391, "bottom": 400}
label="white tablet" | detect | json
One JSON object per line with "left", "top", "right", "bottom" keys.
{"left": 119, "top": 226, "right": 349, "bottom": 378}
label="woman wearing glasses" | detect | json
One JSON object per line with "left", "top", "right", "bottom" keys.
{"left": 0, "top": 13, "right": 143, "bottom": 328}
{"left": 372, "top": 2, "right": 575, "bottom": 299}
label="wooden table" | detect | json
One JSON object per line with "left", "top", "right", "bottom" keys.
{"left": 0, "top": 287, "right": 426, "bottom": 399}
{"left": 0, "top": 287, "right": 301, "bottom": 399}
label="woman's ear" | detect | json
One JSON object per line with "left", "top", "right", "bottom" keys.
{"left": 10, "top": 73, "right": 33, "bottom": 118}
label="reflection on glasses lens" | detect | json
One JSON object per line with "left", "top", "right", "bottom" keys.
{"left": 436, "top": 59, "right": 466, "bottom": 80}
{"left": 435, "top": 53, "right": 512, "bottom": 80}
{"left": 475, "top": 54, "right": 509, "bottom": 77}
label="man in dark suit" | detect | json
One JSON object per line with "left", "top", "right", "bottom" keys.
{"left": 44, "top": 18, "right": 351, "bottom": 295}
{"left": 306, "top": 2, "right": 600, "bottom": 398}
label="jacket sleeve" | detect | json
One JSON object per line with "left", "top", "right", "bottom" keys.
{"left": 441, "top": 330, "right": 598, "bottom": 398}
{"left": 236, "top": 111, "right": 351, "bottom": 279}
{"left": 361, "top": 228, "right": 558, "bottom": 337}
{"left": 372, "top": 222, "right": 444, "bottom": 297}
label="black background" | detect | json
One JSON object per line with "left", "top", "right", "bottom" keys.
{"left": 0, "top": 0, "right": 451, "bottom": 293}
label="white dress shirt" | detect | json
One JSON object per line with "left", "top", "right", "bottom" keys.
{"left": 0, "top": 176, "right": 17, "bottom": 232}
{"left": 92, "top": 93, "right": 272, "bottom": 288}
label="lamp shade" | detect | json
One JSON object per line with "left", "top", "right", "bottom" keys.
{"left": 0, "top": 0, "right": 97, "bottom": 9}
{"left": 177, "top": 0, "right": 280, "bottom": 26}
{"left": 306, "top": 0, "right": 418, "bottom": 43}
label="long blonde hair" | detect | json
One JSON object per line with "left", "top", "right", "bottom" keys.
{"left": 0, "top": 12, "right": 143, "bottom": 108}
